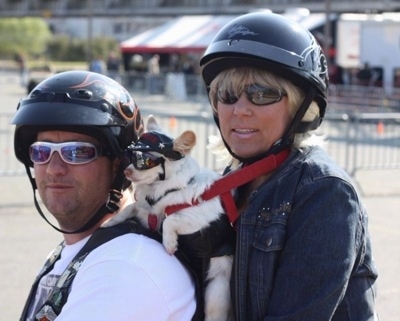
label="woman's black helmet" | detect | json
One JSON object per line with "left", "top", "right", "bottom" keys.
{"left": 11, "top": 70, "right": 144, "bottom": 167}
{"left": 200, "top": 11, "right": 329, "bottom": 121}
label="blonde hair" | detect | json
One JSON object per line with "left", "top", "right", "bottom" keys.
{"left": 207, "top": 67, "right": 325, "bottom": 157}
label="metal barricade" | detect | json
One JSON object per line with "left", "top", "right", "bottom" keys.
{"left": 346, "top": 113, "right": 400, "bottom": 175}
{"left": 0, "top": 112, "right": 25, "bottom": 176}
{"left": 322, "top": 112, "right": 400, "bottom": 175}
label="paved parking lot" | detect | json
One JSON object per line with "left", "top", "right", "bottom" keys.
{"left": 0, "top": 71, "right": 399, "bottom": 321}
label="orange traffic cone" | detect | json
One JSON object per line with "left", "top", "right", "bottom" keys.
{"left": 377, "top": 121, "right": 384, "bottom": 134}
{"left": 169, "top": 116, "right": 177, "bottom": 129}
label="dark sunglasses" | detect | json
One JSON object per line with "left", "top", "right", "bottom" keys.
{"left": 29, "top": 142, "right": 101, "bottom": 165}
{"left": 217, "top": 84, "right": 287, "bottom": 106}
{"left": 129, "top": 151, "right": 165, "bottom": 170}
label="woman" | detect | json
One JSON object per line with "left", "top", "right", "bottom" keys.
{"left": 200, "top": 12, "right": 378, "bottom": 320}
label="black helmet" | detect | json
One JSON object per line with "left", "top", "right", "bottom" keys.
{"left": 11, "top": 70, "right": 144, "bottom": 167}
{"left": 200, "top": 11, "right": 328, "bottom": 119}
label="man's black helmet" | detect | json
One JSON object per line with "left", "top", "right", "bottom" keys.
{"left": 200, "top": 11, "right": 329, "bottom": 118}
{"left": 11, "top": 70, "right": 144, "bottom": 167}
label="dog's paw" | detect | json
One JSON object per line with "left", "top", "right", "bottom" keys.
{"left": 162, "top": 231, "right": 178, "bottom": 255}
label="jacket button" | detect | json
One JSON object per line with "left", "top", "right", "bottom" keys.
{"left": 266, "top": 237, "right": 273, "bottom": 247}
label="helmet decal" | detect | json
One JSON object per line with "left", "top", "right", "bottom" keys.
{"left": 131, "top": 106, "right": 144, "bottom": 138}
{"left": 70, "top": 73, "right": 130, "bottom": 113}
{"left": 227, "top": 24, "right": 258, "bottom": 38}
{"left": 301, "top": 38, "right": 329, "bottom": 85}
{"left": 119, "top": 100, "right": 135, "bottom": 119}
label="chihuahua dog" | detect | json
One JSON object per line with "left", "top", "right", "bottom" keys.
{"left": 104, "top": 115, "right": 234, "bottom": 321}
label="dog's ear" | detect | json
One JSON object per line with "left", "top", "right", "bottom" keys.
{"left": 146, "top": 115, "right": 162, "bottom": 132}
{"left": 173, "top": 131, "right": 196, "bottom": 155}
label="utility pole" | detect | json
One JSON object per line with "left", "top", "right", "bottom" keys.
{"left": 323, "top": 0, "right": 332, "bottom": 64}
{"left": 87, "top": 0, "right": 94, "bottom": 64}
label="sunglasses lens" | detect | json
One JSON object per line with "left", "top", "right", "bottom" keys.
{"left": 216, "top": 89, "right": 238, "bottom": 104}
{"left": 246, "top": 85, "right": 285, "bottom": 105}
{"left": 30, "top": 144, "right": 51, "bottom": 164}
{"left": 216, "top": 84, "right": 285, "bottom": 106}
{"left": 131, "top": 152, "right": 162, "bottom": 170}
{"left": 29, "top": 142, "right": 98, "bottom": 165}
{"left": 246, "top": 84, "right": 284, "bottom": 105}
{"left": 61, "top": 145, "right": 97, "bottom": 164}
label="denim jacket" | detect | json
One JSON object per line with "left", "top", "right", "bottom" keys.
{"left": 232, "top": 146, "right": 378, "bottom": 321}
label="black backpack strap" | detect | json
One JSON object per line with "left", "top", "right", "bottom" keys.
{"left": 175, "top": 217, "right": 236, "bottom": 321}
{"left": 34, "top": 218, "right": 204, "bottom": 321}
{"left": 174, "top": 247, "right": 205, "bottom": 321}
{"left": 19, "top": 242, "right": 64, "bottom": 321}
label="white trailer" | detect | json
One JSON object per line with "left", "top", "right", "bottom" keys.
{"left": 336, "top": 13, "right": 400, "bottom": 92}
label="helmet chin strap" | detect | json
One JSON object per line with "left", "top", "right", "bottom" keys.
{"left": 217, "top": 87, "right": 316, "bottom": 164}
{"left": 25, "top": 162, "right": 125, "bottom": 235}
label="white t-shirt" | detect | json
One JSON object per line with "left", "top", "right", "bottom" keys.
{"left": 27, "top": 234, "right": 196, "bottom": 321}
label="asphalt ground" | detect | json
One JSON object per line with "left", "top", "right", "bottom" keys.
{"left": 0, "top": 71, "right": 399, "bottom": 320}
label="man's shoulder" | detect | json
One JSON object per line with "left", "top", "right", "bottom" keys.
{"left": 54, "top": 233, "right": 196, "bottom": 321}
{"left": 85, "top": 232, "right": 190, "bottom": 271}
{"left": 89, "top": 232, "right": 165, "bottom": 260}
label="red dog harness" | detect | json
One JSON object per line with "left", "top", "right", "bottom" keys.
{"left": 164, "top": 148, "right": 290, "bottom": 226}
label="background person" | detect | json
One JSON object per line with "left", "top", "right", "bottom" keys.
{"left": 147, "top": 54, "right": 160, "bottom": 94}
{"left": 11, "top": 70, "right": 196, "bottom": 321}
{"left": 200, "top": 12, "right": 378, "bottom": 320}
{"left": 14, "top": 52, "right": 28, "bottom": 87}
{"left": 89, "top": 55, "right": 105, "bottom": 74}
{"left": 106, "top": 51, "right": 121, "bottom": 80}
{"left": 356, "top": 62, "right": 375, "bottom": 86}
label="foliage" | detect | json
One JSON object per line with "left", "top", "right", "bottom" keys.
{"left": 0, "top": 18, "right": 51, "bottom": 58}
{"left": 0, "top": 17, "right": 120, "bottom": 63}
{"left": 47, "top": 35, "right": 120, "bottom": 62}
{"left": 46, "top": 35, "right": 87, "bottom": 61}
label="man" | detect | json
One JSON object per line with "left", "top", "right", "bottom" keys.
{"left": 11, "top": 70, "right": 196, "bottom": 321}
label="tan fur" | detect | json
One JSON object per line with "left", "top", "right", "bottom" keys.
{"left": 174, "top": 130, "right": 197, "bottom": 154}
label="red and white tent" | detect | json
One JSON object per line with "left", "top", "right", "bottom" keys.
{"left": 120, "top": 15, "right": 235, "bottom": 54}
{"left": 120, "top": 12, "right": 331, "bottom": 55}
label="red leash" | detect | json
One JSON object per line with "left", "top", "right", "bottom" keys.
{"left": 164, "top": 149, "right": 290, "bottom": 225}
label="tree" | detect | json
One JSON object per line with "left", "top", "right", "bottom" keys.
{"left": 0, "top": 18, "right": 51, "bottom": 58}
